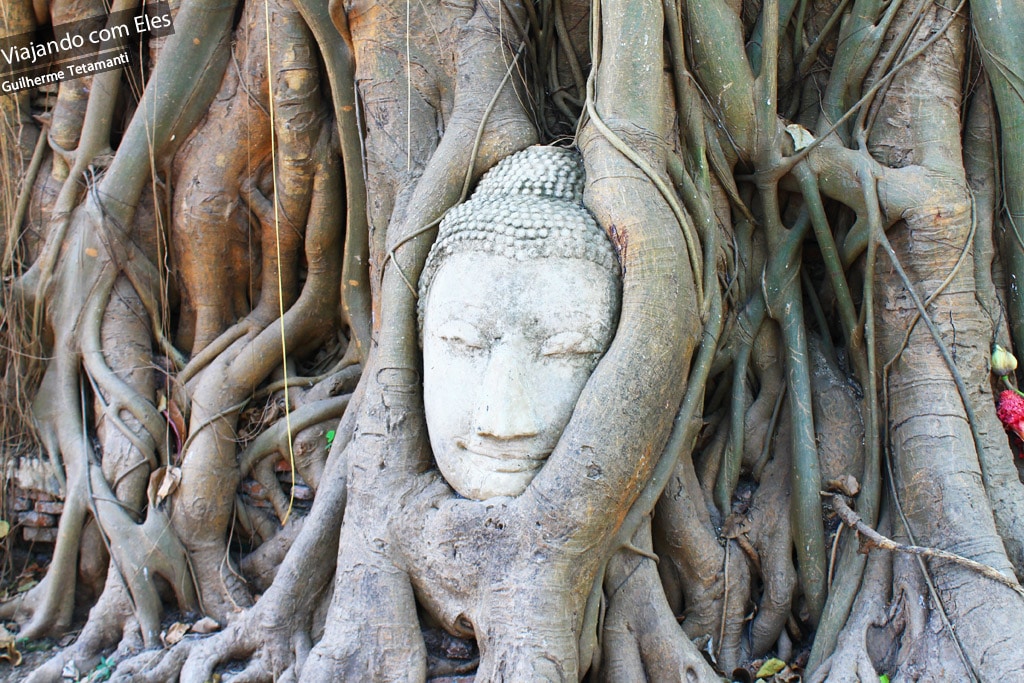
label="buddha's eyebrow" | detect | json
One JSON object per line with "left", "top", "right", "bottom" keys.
{"left": 534, "top": 316, "right": 612, "bottom": 342}
{"left": 567, "top": 327, "right": 607, "bottom": 341}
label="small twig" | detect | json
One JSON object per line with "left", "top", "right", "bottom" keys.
{"left": 826, "top": 493, "right": 1024, "bottom": 600}
{"left": 827, "top": 523, "right": 843, "bottom": 589}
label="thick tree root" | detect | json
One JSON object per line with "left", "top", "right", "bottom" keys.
{"left": 743, "top": 440, "right": 796, "bottom": 657}
{"left": 807, "top": 541, "right": 892, "bottom": 683}
{"left": 26, "top": 576, "right": 142, "bottom": 683}
{"left": 599, "top": 520, "right": 719, "bottom": 682}
{"left": 654, "top": 455, "right": 751, "bottom": 672}
{"left": 111, "top": 412, "right": 352, "bottom": 683}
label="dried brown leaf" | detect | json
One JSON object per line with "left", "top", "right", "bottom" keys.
{"left": 163, "top": 621, "right": 189, "bottom": 646}
{"left": 190, "top": 617, "right": 220, "bottom": 634}
{"left": 154, "top": 467, "right": 182, "bottom": 505}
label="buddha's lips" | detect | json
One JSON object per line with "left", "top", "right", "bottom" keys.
{"left": 453, "top": 437, "right": 552, "bottom": 472}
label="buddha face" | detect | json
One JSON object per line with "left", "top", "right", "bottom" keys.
{"left": 422, "top": 250, "right": 619, "bottom": 500}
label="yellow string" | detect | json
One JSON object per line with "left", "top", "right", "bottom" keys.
{"left": 264, "top": 0, "right": 296, "bottom": 525}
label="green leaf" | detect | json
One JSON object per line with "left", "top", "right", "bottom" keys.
{"left": 880, "top": 676, "right": 890, "bottom": 683}
{"left": 0, "top": 520, "right": 9, "bottom": 540}
{"left": 325, "top": 430, "right": 336, "bottom": 446}
{"left": 755, "top": 658, "right": 786, "bottom": 678}
{"left": 86, "top": 655, "right": 115, "bottom": 681}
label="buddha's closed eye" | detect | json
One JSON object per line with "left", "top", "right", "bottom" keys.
{"left": 540, "top": 331, "right": 603, "bottom": 357}
{"left": 437, "top": 321, "right": 485, "bottom": 350}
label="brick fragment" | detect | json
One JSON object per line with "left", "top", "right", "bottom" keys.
{"left": 291, "top": 485, "right": 313, "bottom": 501}
{"left": 34, "top": 500, "right": 64, "bottom": 515}
{"left": 277, "top": 471, "right": 307, "bottom": 486}
{"left": 17, "top": 510, "right": 56, "bottom": 528}
{"left": 239, "top": 480, "right": 267, "bottom": 500}
{"left": 23, "top": 527, "right": 58, "bottom": 543}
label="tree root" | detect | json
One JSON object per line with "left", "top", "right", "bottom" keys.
{"left": 25, "top": 575, "right": 143, "bottom": 683}
{"left": 599, "top": 519, "right": 719, "bottom": 682}
{"left": 807, "top": 537, "right": 892, "bottom": 683}
{"left": 112, "top": 409, "right": 352, "bottom": 683}
{"left": 743, "top": 439, "right": 796, "bottom": 657}
{"left": 654, "top": 454, "right": 751, "bottom": 672}
{"left": 168, "top": 108, "right": 341, "bottom": 620}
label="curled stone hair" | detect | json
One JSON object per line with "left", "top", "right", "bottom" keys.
{"left": 418, "top": 146, "right": 620, "bottom": 324}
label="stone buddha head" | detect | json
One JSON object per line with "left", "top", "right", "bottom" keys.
{"left": 419, "top": 146, "right": 621, "bottom": 500}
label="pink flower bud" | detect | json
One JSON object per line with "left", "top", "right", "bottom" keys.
{"left": 997, "top": 390, "right": 1024, "bottom": 448}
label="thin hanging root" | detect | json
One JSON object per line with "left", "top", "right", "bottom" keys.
{"left": 715, "top": 335, "right": 751, "bottom": 512}
{"left": 827, "top": 493, "right": 1024, "bottom": 600}
{"left": 5, "top": 0, "right": 242, "bottom": 641}
{"left": 869, "top": 193, "right": 991, "bottom": 478}
{"left": 793, "top": 165, "right": 858, "bottom": 339}
{"left": 586, "top": 291, "right": 723, "bottom": 663}
{"left": 717, "top": 541, "right": 730, "bottom": 662}
{"left": 809, "top": 166, "right": 884, "bottom": 672}
{"left": 169, "top": 110, "right": 342, "bottom": 619}
{"left": 880, "top": 194, "right": 976, "bottom": 375}
{"left": 2, "top": 258, "right": 117, "bottom": 637}
{"left": 295, "top": 0, "right": 371, "bottom": 361}
{"left": 5, "top": 127, "right": 47, "bottom": 273}
{"left": 27, "top": 59, "right": 129, "bottom": 331}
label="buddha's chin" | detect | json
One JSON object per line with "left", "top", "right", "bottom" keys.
{"left": 436, "top": 450, "right": 545, "bottom": 500}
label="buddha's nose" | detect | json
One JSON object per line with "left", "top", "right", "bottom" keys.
{"left": 474, "top": 342, "right": 540, "bottom": 439}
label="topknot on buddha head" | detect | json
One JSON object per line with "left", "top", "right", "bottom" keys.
{"left": 472, "top": 144, "right": 586, "bottom": 201}
{"left": 418, "top": 146, "right": 620, "bottom": 309}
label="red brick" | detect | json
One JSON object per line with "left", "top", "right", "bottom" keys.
{"left": 9, "top": 496, "right": 31, "bottom": 512}
{"left": 22, "top": 527, "right": 58, "bottom": 543}
{"left": 239, "top": 480, "right": 267, "bottom": 500}
{"left": 17, "top": 510, "right": 56, "bottom": 528}
{"left": 34, "top": 500, "right": 64, "bottom": 515}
